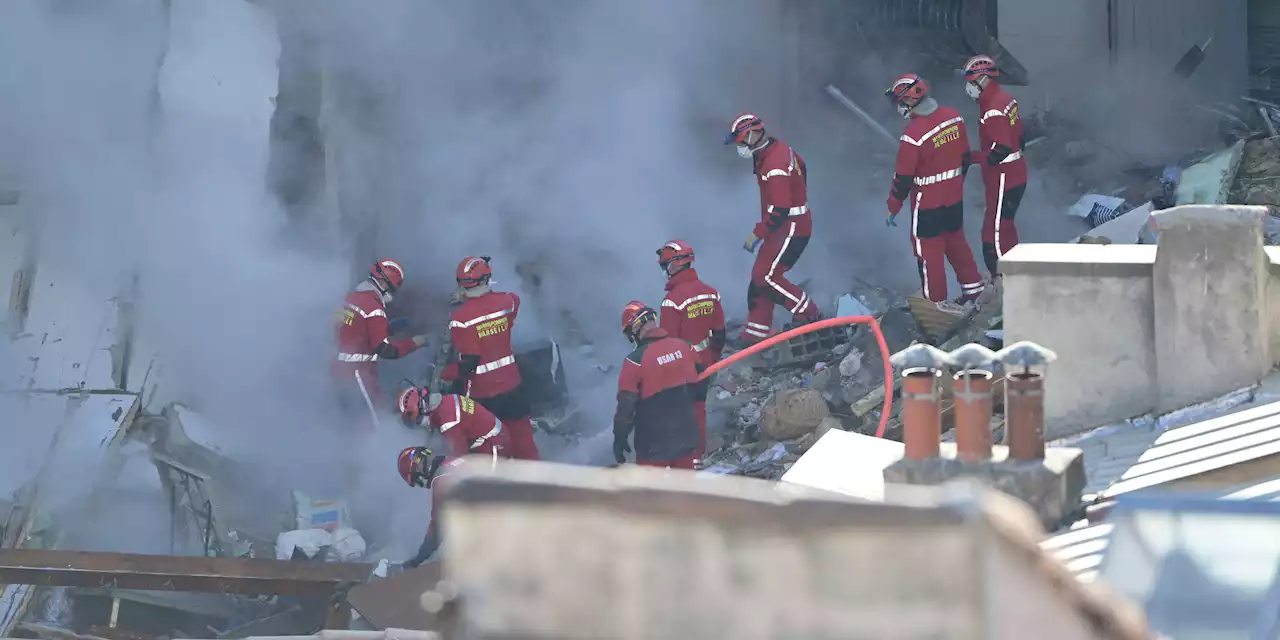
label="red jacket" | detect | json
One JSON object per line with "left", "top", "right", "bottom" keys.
{"left": 335, "top": 282, "right": 419, "bottom": 364}
{"left": 613, "top": 328, "right": 700, "bottom": 462}
{"left": 888, "top": 105, "right": 971, "bottom": 214}
{"left": 444, "top": 291, "right": 522, "bottom": 398}
{"left": 659, "top": 268, "right": 725, "bottom": 368}
{"left": 975, "top": 81, "right": 1028, "bottom": 188}
{"left": 430, "top": 394, "right": 512, "bottom": 457}
{"left": 752, "top": 139, "right": 812, "bottom": 239}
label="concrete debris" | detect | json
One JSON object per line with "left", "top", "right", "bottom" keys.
{"left": 275, "top": 528, "right": 368, "bottom": 562}
{"left": 837, "top": 346, "right": 863, "bottom": 377}
{"left": 1231, "top": 137, "right": 1280, "bottom": 213}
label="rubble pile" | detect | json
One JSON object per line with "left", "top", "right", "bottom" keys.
{"left": 1230, "top": 137, "right": 1280, "bottom": 213}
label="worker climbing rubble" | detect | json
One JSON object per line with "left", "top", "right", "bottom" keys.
{"left": 884, "top": 74, "right": 985, "bottom": 315}
{"left": 441, "top": 255, "right": 540, "bottom": 460}
{"left": 334, "top": 259, "right": 429, "bottom": 429}
{"left": 397, "top": 386, "right": 512, "bottom": 458}
{"left": 613, "top": 301, "right": 702, "bottom": 469}
{"left": 962, "top": 55, "right": 1028, "bottom": 285}
{"left": 656, "top": 240, "right": 725, "bottom": 460}
{"left": 397, "top": 447, "right": 496, "bottom": 569}
{"left": 724, "top": 113, "right": 821, "bottom": 345}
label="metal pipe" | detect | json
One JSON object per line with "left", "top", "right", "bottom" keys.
{"left": 902, "top": 368, "right": 943, "bottom": 460}
{"left": 953, "top": 370, "right": 994, "bottom": 462}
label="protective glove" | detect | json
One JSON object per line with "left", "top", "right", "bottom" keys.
{"left": 886, "top": 211, "right": 899, "bottom": 228}
{"left": 613, "top": 435, "right": 632, "bottom": 464}
{"left": 743, "top": 233, "right": 762, "bottom": 253}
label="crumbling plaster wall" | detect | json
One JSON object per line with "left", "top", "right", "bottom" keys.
{"left": 1004, "top": 205, "right": 1279, "bottom": 438}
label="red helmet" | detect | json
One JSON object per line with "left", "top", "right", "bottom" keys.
{"left": 724, "top": 113, "right": 765, "bottom": 146}
{"left": 456, "top": 255, "right": 493, "bottom": 289}
{"left": 397, "top": 386, "right": 426, "bottom": 426}
{"left": 396, "top": 446, "right": 437, "bottom": 487}
{"left": 656, "top": 239, "right": 695, "bottom": 273}
{"left": 885, "top": 74, "right": 929, "bottom": 110}
{"left": 962, "top": 55, "right": 1000, "bottom": 81}
{"left": 371, "top": 259, "right": 405, "bottom": 292}
{"left": 620, "top": 300, "right": 657, "bottom": 342}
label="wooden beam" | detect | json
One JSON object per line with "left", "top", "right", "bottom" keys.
{"left": 0, "top": 549, "right": 371, "bottom": 596}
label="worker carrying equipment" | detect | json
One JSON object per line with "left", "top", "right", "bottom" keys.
{"left": 397, "top": 387, "right": 512, "bottom": 458}
{"left": 441, "top": 255, "right": 540, "bottom": 460}
{"left": 397, "top": 447, "right": 496, "bottom": 568}
{"left": 725, "top": 113, "right": 821, "bottom": 344}
{"left": 333, "top": 259, "right": 428, "bottom": 429}
{"left": 884, "top": 75, "right": 985, "bottom": 316}
{"left": 613, "top": 301, "right": 702, "bottom": 469}
{"left": 656, "top": 240, "right": 725, "bottom": 460}
{"left": 963, "top": 55, "right": 1028, "bottom": 280}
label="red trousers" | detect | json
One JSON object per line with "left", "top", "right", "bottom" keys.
{"left": 331, "top": 362, "right": 382, "bottom": 432}
{"left": 636, "top": 452, "right": 697, "bottom": 470}
{"left": 694, "top": 400, "right": 706, "bottom": 459}
{"left": 743, "top": 219, "right": 819, "bottom": 342}
{"left": 910, "top": 199, "right": 984, "bottom": 302}
{"left": 980, "top": 170, "right": 1027, "bottom": 277}
{"left": 502, "top": 416, "right": 541, "bottom": 461}
{"left": 474, "top": 386, "right": 541, "bottom": 461}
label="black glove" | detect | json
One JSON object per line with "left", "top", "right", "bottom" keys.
{"left": 403, "top": 556, "right": 424, "bottom": 569}
{"left": 613, "top": 435, "right": 632, "bottom": 464}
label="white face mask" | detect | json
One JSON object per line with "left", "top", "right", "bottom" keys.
{"left": 965, "top": 82, "right": 982, "bottom": 100}
{"left": 736, "top": 144, "right": 753, "bottom": 159}
{"left": 896, "top": 103, "right": 912, "bottom": 119}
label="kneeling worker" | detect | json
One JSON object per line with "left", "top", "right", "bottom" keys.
{"left": 613, "top": 301, "right": 701, "bottom": 469}
{"left": 397, "top": 387, "right": 512, "bottom": 458}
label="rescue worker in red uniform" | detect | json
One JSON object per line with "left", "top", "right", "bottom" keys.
{"left": 962, "top": 55, "right": 1028, "bottom": 282}
{"left": 656, "top": 240, "right": 725, "bottom": 459}
{"left": 333, "top": 259, "right": 428, "bottom": 428}
{"left": 441, "top": 256, "right": 540, "bottom": 460}
{"left": 884, "top": 75, "right": 985, "bottom": 315}
{"left": 397, "top": 447, "right": 497, "bottom": 568}
{"left": 396, "top": 387, "right": 512, "bottom": 458}
{"left": 613, "top": 301, "right": 701, "bottom": 469}
{"left": 724, "top": 114, "right": 821, "bottom": 344}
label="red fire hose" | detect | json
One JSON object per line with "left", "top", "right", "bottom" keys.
{"left": 697, "top": 316, "right": 893, "bottom": 438}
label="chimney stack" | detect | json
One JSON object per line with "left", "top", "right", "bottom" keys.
{"left": 889, "top": 343, "right": 953, "bottom": 460}
{"left": 995, "top": 341, "right": 1058, "bottom": 461}
{"left": 948, "top": 343, "right": 998, "bottom": 463}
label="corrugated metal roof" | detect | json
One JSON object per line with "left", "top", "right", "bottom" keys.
{"left": 1102, "top": 400, "right": 1280, "bottom": 497}
{"left": 1043, "top": 473, "right": 1280, "bottom": 581}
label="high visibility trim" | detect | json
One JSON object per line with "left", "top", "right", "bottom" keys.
{"left": 346, "top": 303, "right": 386, "bottom": 319}
{"left": 995, "top": 172, "right": 1006, "bottom": 258}
{"left": 662, "top": 293, "right": 720, "bottom": 311}
{"left": 912, "top": 192, "right": 928, "bottom": 300}
{"left": 692, "top": 337, "right": 710, "bottom": 352}
{"left": 475, "top": 355, "right": 515, "bottom": 374}
{"left": 914, "top": 168, "right": 963, "bottom": 186}
{"left": 449, "top": 308, "right": 513, "bottom": 329}
{"left": 766, "top": 204, "right": 809, "bottom": 217}
{"left": 1000, "top": 151, "right": 1022, "bottom": 164}
{"left": 438, "top": 396, "right": 462, "bottom": 433}
{"left": 764, "top": 221, "right": 802, "bottom": 307}
{"left": 899, "top": 116, "right": 963, "bottom": 147}
{"left": 980, "top": 109, "right": 1004, "bottom": 123}
{"left": 338, "top": 353, "right": 377, "bottom": 362}
{"left": 470, "top": 418, "right": 503, "bottom": 450}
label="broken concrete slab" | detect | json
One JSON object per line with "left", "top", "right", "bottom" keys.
{"left": 779, "top": 428, "right": 904, "bottom": 501}
{"left": 1175, "top": 139, "right": 1246, "bottom": 206}
{"left": 883, "top": 444, "right": 1086, "bottom": 530}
